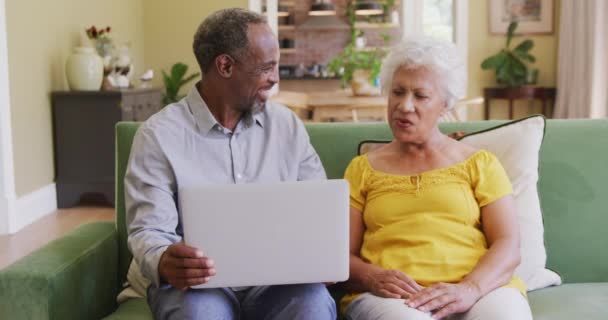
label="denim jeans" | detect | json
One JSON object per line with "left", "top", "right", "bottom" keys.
{"left": 147, "top": 283, "right": 336, "bottom": 320}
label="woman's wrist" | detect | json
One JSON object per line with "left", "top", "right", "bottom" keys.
{"left": 460, "top": 279, "right": 483, "bottom": 301}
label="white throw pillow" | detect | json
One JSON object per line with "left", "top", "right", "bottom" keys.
{"left": 359, "top": 115, "right": 561, "bottom": 291}
{"left": 117, "top": 259, "right": 149, "bottom": 302}
{"left": 459, "top": 115, "right": 561, "bottom": 291}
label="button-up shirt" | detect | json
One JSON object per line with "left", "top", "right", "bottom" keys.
{"left": 125, "top": 85, "right": 326, "bottom": 287}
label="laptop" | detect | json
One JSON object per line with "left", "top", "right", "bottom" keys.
{"left": 179, "top": 179, "right": 350, "bottom": 289}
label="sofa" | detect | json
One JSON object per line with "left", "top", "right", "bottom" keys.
{"left": 1, "top": 119, "right": 607, "bottom": 319}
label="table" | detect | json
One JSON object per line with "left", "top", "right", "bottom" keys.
{"left": 484, "top": 87, "right": 556, "bottom": 120}
{"left": 51, "top": 88, "right": 162, "bottom": 207}
{"left": 308, "top": 90, "right": 387, "bottom": 122}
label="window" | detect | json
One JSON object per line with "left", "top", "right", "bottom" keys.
{"left": 423, "top": 0, "right": 454, "bottom": 42}
{"left": 401, "top": 0, "right": 467, "bottom": 59}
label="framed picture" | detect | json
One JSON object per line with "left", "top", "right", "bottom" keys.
{"left": 489, "top": 0, "right": 554, "bottom": 35}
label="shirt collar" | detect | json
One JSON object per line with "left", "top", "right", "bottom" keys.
{"left": 186, "top": 83, "right": 265, "bottom": 134}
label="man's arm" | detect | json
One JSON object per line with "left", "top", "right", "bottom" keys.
{"left": 125, "top": 126, "right": 181, "bottom": 287}
{"left": 126, "top": 126, "right": 215, "bottom": 289}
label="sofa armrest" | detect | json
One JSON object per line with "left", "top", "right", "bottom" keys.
{"left": 0, "top": 222, "right": 119, "bottom": 320}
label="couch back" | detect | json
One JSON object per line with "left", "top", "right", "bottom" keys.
{"left": 116, "top": 119, "right": 608, "bottom": 286}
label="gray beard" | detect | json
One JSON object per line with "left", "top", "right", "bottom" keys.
{"left": 251, "top": 101, "right": 265, "bottom": 114}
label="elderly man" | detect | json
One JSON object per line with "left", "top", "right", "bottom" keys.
{"left": 125, "top": 7, "right": 336, "bottom": 320}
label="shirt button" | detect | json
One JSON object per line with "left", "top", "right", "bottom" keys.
{"left": 236, "top": 173, "right": 243, "bottom": 179}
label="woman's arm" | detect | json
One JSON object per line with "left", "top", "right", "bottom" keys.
{"left": 342, "top": 206, "right": 422, "bottom": 298}
{"left": 463, "top": 194, "right": 521, "bottom": 295}
{"left": 408, "top": 195, "right": 520, "bottom": 318}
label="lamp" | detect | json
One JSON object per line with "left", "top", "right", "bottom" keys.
{"left": 309, "top": 0, "right": 336, "bottom": 16}
{"left": 355, "top": 1, "right": 384, "bottom": 16}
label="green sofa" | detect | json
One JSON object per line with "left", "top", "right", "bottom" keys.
{"left": 1, "top": 119, "right": 607, "bottom": 319}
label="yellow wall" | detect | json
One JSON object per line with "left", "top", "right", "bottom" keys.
{"left": 467, "top": 0, "right": 559, "bottom": 120}
{"left": 6, "top": 0, "right": 145, "bottom": 196}
{"left": 143, "top": 0, "right": 248, "bottom": 92}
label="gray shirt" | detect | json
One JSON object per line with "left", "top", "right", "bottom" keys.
{"left": 125, "top": 85, "right": 326, "bottom": 287}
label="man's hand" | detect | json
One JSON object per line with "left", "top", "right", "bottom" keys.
{"left": 367, "top": 269, "right": 423, "bottom": 299}
{"left": 158, "top": 242, "right": 216, "bottom": 290}
{"left": 407, "top": 281, "right": 481, "bottom": 319}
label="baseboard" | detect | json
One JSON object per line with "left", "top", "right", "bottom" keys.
{"left": 0, "top": 197, "right": 9, "bottom": 234}
{"left": 7, "top": 183, "right": 57, "bottom": 234}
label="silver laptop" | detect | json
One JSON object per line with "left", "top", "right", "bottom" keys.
{"left": 179, "top": 179, "right": 350, "bottom": 289}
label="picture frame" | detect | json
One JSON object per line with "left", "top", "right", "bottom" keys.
{"left": 489, "top": 0, "right": 554, "bottom": 35}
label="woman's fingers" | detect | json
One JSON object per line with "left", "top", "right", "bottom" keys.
{"left": 377, "top": 288, "right": 401, "bottom": 299}
{"left": 432, "top": 301, "right": 460, "bottom": 319}
{"left": 417, "top": 292, "right": 452, "bottom": 313}
{"left": 408, "top": 284, "right": 446, "bottom": 308}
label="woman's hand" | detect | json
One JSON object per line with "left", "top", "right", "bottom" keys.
{"left": 407, "top": 281, "right": 481, "bottom": 319}
{"left": 367, "top": 268, "right": 423, "bottom": 299}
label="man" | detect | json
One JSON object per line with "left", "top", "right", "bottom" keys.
{"left": 125, "top": 7, "right": 336, "bottom": 320}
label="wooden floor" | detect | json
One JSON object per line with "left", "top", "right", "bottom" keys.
{"left": 0, "top": 206, "right": 115, "bottom": 269}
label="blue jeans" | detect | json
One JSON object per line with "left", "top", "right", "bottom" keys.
{"left": 147, "top": 283, "right": 337, "bottom": 320}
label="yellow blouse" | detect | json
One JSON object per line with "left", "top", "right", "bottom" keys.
{"left": 342, "top": 150, "right": 526, "bottom": 310}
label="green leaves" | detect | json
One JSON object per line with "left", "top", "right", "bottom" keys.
{"left": 506, "top": 21, "right": 517, "bottom": 47}
{"left": 162, "top": 62, "right": 201, "bottom": 105}
{"left": 481, "top": 22, "right": 537, "bottom": 87}
{"left": 481, "top": 50, "right": 507, "bottom": 69}
{"left": 327, "top": 44, "right": 385, "bottom": 88}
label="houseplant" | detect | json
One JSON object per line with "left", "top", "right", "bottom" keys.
{"left": 481, "top": 21, "right": 539, "bottom": 87}
{"left": 162, "top": 62, "right": 200, "bottom": 105}
{"left": 327, "top": 2, "right": 386, "bottom": 95}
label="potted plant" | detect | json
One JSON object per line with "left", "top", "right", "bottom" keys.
{"left": 162, "top": 62, "right": 200, "bottom": 105}
{"left": 481, "top": 21, "right": 539, "bottom": 87}
{"left": 327, "top": 2, "right": 386, "bottom": 95}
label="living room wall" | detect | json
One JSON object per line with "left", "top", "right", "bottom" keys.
{"left": 5, "top": 0, "right": 145, "bottom": 196}
{"left": 143, "top": 0, "right": 248, "bottom": 92}
{"left": 467, "top": 0, "right": 560, "bottom": 120}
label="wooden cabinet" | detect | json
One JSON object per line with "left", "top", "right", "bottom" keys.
{"left": 51, "top": 88, "right": 162, "bottom": 208}
{"left": 484, "top": 87, "right": 556, "bottom": 120}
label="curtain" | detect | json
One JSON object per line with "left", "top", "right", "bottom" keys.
{"left": 553, "top": 0, "right": 608, "bottom": 118}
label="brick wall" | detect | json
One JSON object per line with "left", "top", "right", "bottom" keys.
{"left": 278, "top": 0, "right": 401, "bottom": 67}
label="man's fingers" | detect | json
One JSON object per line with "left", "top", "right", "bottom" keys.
{"left": 167, "top": 243, "right": 204, "bottom": 259}
{"left": 173, "top": 257, "right": 215, "bottom": 269}
{"left": 175, "top": 267, "right": 216, "bottom": 279}
{"left": 184, "top": 277, "right": 210, "bottom": 287}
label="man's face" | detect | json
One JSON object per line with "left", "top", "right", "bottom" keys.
{"left": 230, "top": 23, "right": 280, "bottom": 113}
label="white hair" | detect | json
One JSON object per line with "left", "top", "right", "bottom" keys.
{"left": 379, "top": 37, "right": 467, "bottom": 109}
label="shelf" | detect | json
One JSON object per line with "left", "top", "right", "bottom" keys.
{"left": 354, "top": 22, "right": 399, "bottom": 29}
{"left": 278, "top": 25, "right": 296, "bottom": 31}
{"left": 355, "top": 46, "right": 389, "bottom": 52}
{"left": 280, "top": 48, "right": 297, "bottom": 54}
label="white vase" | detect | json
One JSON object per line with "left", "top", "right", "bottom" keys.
{"left": 65, "top": 47, "right": 103, "bottom": 91}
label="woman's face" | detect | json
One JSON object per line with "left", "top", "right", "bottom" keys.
{"left": 387, "top": 66, "right": 447, "bottom": 144}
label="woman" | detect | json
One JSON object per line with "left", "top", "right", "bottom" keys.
{"left": 341, "top": 37, "right": 533, "bottom": 320}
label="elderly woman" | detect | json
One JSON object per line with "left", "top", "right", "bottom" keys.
{"left": 341, "top": 37, "right": 533, "bottom": 320}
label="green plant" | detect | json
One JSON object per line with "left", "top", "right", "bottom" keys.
{"left": 327, "top": 1, "right": 387, "bottom": 88}
{"left": 481, "top": 22, "right": 538, "bottom": 87}
{"left": 162, "top": 62, "right": 200, "bottom": 105}
{"left": 327, "top": 44, "right": 384, "bottom": 88}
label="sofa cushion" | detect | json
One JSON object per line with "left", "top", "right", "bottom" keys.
{"left": 529, "top": 283, "right": 608, "bottom": 320}
{"left": 358, "top": 116, "right": 561, "bottom": 291}
{"left": 102, "top": 298, "right": 153, "bottom": 320}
